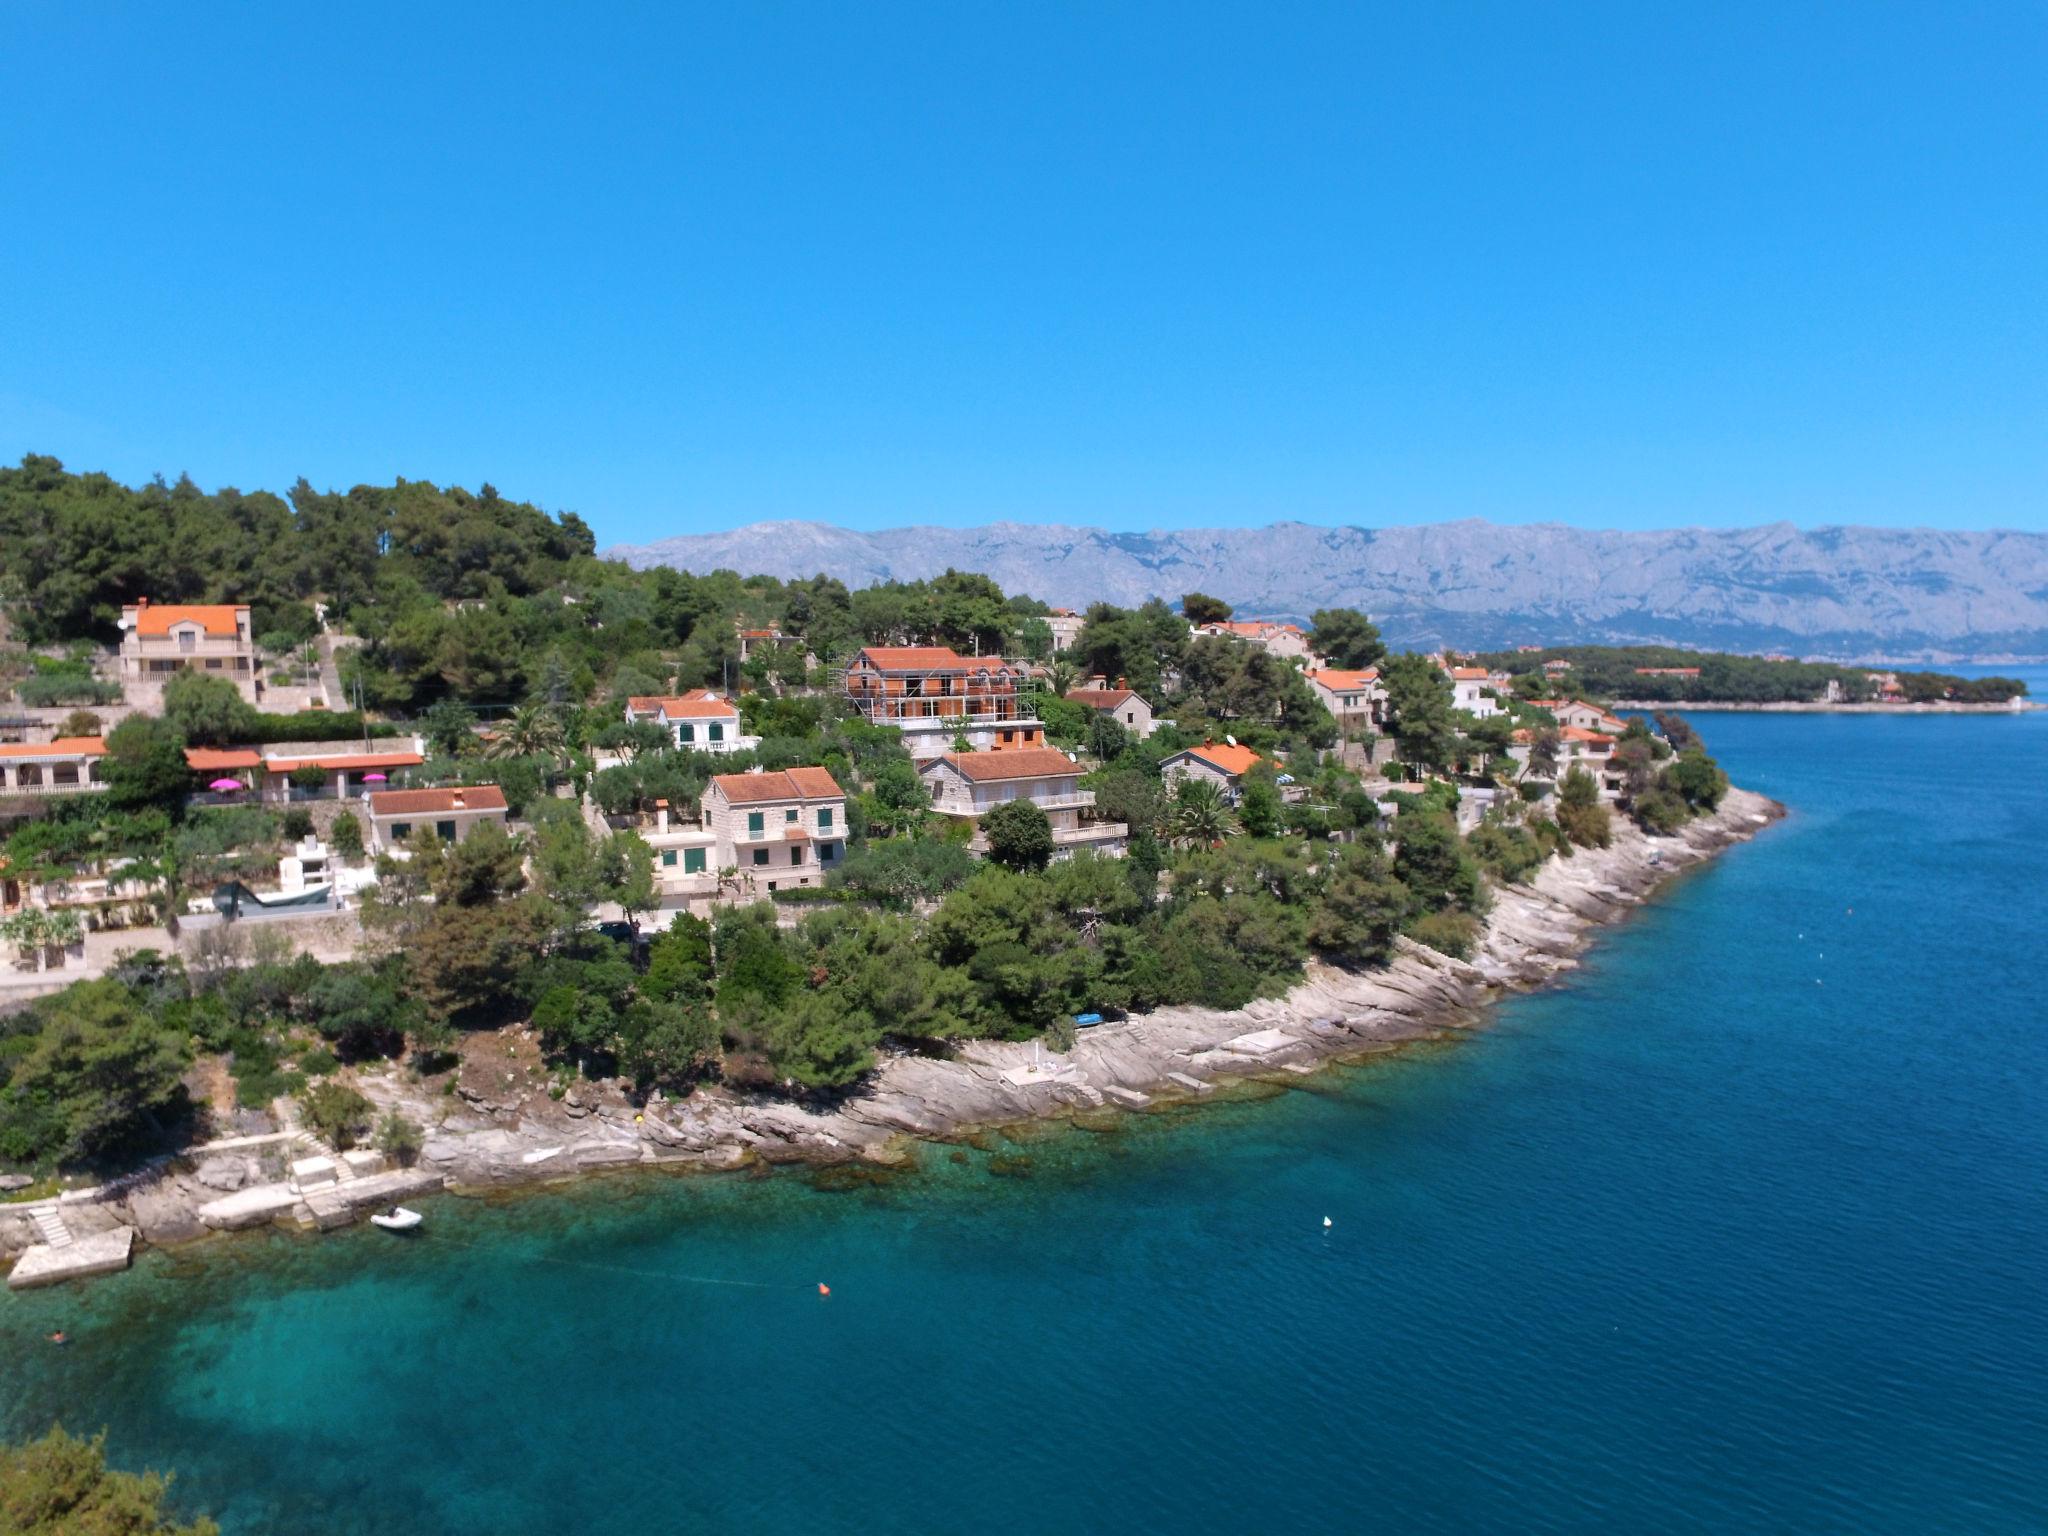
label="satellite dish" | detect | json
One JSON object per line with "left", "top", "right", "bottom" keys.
{"left": 1225, "top": 734, "right": 1237, "bottom": 747}
{"left": 1067, "top": 750, "right": 1078, "bottom": 763}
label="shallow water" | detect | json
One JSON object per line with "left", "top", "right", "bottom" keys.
{"left": 6, "top": 697, "right": 2047, "bottom": 1534}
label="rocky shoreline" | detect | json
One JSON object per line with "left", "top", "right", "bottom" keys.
{"left": 2, "top": 788, "right": 1782, "bottom": 1286}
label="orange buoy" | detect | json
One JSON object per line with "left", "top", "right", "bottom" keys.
{"left": 818, "top": 1283, "right": 831, "bottom": 1297}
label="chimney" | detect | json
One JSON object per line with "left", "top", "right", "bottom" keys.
{"left": 655, "top": 797, "right": 669, "bottom": 834}
{"left": 451, "top": 789, "right": 465, "bottom": 810}
{"left": 1115, "top": 676, "right": 1126, "bottom": 689}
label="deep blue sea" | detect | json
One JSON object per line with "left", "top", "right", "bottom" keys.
{"left": 6, "top": 690, "right": 2047, "bottom": 1535}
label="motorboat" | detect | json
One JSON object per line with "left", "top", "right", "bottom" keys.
{"left": 370, "top": 1207, "right": 423, "bottom": 1232}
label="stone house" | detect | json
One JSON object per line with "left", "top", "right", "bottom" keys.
{"left": 365, "top": 784, "right": 511, "bottom": 853}
{"left": 119, "top": 600, "right": 259, "bottom": 702}
{"left": 920, "top": 748, "right": 1126, "bottom": 860}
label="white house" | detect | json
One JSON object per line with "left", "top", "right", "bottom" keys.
{"left": 118, "top": 600, "right": 259, "bottom": 702}
{"left": 702, "top": 767, "right": 847, "bottom": 895}
{"left": 1449, "top": 667, "right": 1502, "bottom": 719}
{"left": 365, "top": 784, "right": 510, "bottom": 853}
{"left": 1195, "top": 619, "right": 1315, "bottom": 664}
{"left": 920, "top": 748, "right": 1127, "bottom": 860}
{"left": 1304, "top": 668, "right": 1386, "bottom": 730}
{"left": 624, "top": 691, "right": 754, "bottom": 753}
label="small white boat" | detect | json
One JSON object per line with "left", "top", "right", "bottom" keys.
{"left": 370, "top": 1207, "right": 423, "bottom": 1232}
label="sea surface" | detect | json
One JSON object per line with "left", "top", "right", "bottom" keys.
{"left": 6, "top": 690, "right": 2047, "bottom": 1535}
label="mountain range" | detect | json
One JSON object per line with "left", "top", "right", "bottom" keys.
{"left": 609, "top": 520, "right": 2048, "bottom": 662}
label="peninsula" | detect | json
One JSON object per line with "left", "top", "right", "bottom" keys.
{"left": 0, "top": 460, "right": 1890, "bottom": 1285}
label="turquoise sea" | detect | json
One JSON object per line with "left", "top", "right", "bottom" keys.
{"left": 6, "top": 690, "right": 2047, "bottom": 1534}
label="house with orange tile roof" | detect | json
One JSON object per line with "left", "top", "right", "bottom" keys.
{"left": 698, "top": 766, "right": 847, "bottom": 897}
{"left": 1448, "top": 665, "right": 1503, "bottom": 719}
{"left": 0, "top": 737, "right": 107, "bottom": 797}
{"left": 1064, "top": 683, "right": 1156, "bottom": 739}
{"left": 623, "top": 690, "right": 755, "bottom": 753}
{"left": 365, "top": 784, "right": 510, "bottom": 854}
{"left": 1159, "top": 740, "right": 1273, "bottom": 805}
{"left": 258, "top": 736, "right": 427, "bottom": 804}
{"left": 1529, "top": 699, "right": 1628, "bottom": 734}
{"left": 843, "top": 645, "right": 1044, "bottom": 761}
{"left": 1508, "top": 725, "right": 1622, "bottom": 795}
{"left": 920, "top": 747, "right": 1127, "bottom": 860}
{"left": 1304, "top": 667, "right": 1387, "bottom": 730}
{"left": 119, "top": 599, "right": 259, "bottom": 702}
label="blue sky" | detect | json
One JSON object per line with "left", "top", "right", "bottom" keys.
{"left": 2, "top": 3, "right": 2043, "bottom": 544}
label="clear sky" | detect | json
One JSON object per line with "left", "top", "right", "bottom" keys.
{"left": 2, "top": 3, "right": 2043, "bottom": 544}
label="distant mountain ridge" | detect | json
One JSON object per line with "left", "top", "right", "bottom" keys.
{"left": 609, "top": 520, "right": 2048, "bottom": 662}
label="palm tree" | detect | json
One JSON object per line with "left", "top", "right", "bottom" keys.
{"left": 1050, "top": 658, "right": 1081, "bottom": 696}
{"left": 1164, "top": 777, "right": 1241, "bottom": 848}
{"left": 490, "top": 704, "right": 567, "bottom": 761}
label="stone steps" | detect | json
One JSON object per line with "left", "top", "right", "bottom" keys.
{"left": 29, "top": 1206, "right": 72, "bottom": 1248}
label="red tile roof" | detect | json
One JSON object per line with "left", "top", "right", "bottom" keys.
{"left": 854, "top": 646, "right": 1011, "bottom": 672}
{"left": 709, "top": 767, "right": 845, "bottom": 804}
{"left": 185, "top": 748, "right": 263, "bottom": 771}
{"left": 933, "top": 748, "right": 1082, "bottom": 783}
{"left": 629, "top": 694, "right": 739, "bottom": 720}
{"left": 129, "top": 603, "right": 246, "bottom": 637}
{"left": 1177, "top": 742, "right": 1267, "bottom": 777}
{"left": 1306, "top": 668, "right": 1380, "bottom": 690}
{"left": 0, "top": 736, "right": 105, "bottom": 758}
{"left": 1449, "top": 667, "right": 1490, "bottom": 680}
{"left": 1065, "top": 688, "right": 1138, "bottom": 710}
{"left": 366, "top": 784, "right": 508, "bottom": 817}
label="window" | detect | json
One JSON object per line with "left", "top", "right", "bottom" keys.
{"left": 205, "top": 659, "right": 223, "bottom": 670}
{"left": 52, "top": 765, "right": 78, "bottom": 786}
{"left": 178, "top": 630, "right": 195, "bottom": 652}
{"left": 392, "top": 822, "right": 412, "bottom": 840}
{"left": 752, "top": 848, "right": 769, "bottom": 866}
{"left": 747, "top": 811, "right": 764, "bottom": 835}
{"left": 816, "top": 807, "right": 833, "bottom": 830}
{"left": 661, "top": 849, "right": 677, "bottom": 868}
{"left": 785, "top": 808, "right": 798, "bottom": 823}
{"left": 708, "top": 722, "right": 724, "bottom": 742}
{"left": 789, "top": 846, "right": 803, "bottom": 866}
{"left": 819, "top": 842, "right": 835, "bottom": 863}
{"left": 436, "top": 820, "right": 457, "bottom": 841}
{"left": 683, "top": 848, "right": 706, "bottom": 874}
{"left": 678, "top": 723, "right": 695, "bottom": 744}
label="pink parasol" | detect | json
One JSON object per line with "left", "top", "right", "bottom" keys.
{"left": 362, "top": 772, "right": 389, "bottom": 782}
{"left": 207, "top": 778, "right": 245, "bottom": 792}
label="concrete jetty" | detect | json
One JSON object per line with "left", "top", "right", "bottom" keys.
{"left": 9, "top": 1226, "right": 136, "bottom": 1289}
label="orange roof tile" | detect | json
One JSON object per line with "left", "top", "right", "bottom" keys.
{"left": 629, "top": 694, "right": 739, "bottom": 720}
{"left": 1065, "top": 688, "right": 1138, "bottom": 710}
{"left": 710, "top": 767, "right": 845, "bottom": 804}
{"left": 0, "top": 736, "right": 105, "bottom": 759}
{"left": 1449, "top": 667, "right": 1490, "bottom": 680}
{"left": 367, "top": 785, "right": 508, "bottom": 817}
{"left": 1178, "top": 742, "right": 1267, "bottom": 777}
{"left": 854, "top": 646, "right": 1011, "bottom": 672}
{"left": 933, "top": 748, "right": 1082, "bottom": 783}
{"left": 130, "top": 603, "right": 246, "bottom": 638}
{"left": 1306, "top": 668, "right": 1380, "bottom": 690}
{"left": 185, "top": 748, "right": 263, "bottom": 771}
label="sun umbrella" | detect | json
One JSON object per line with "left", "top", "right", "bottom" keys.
{"left": 362, "top": 772, "right": 389, "bottom": 782}
{"left": 208, "top": 778, "right": 245, "bottom": 792}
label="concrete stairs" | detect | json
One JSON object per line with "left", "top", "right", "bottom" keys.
{"left": 29, "top": 1205, "right": 73, "bottom": 1248}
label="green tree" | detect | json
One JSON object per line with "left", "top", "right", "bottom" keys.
{"left": 1180, "top": 592, "right": 1233, "bottom": 626}
{"left": 1238, "top": 769, "right": 1284, "bottom": 838}
{"left": 161, "top": 671, "right": 256, "bottom": 745}
{"left": 983, "top": 798, "right": 1055, "bottom": 872}
{"left": 0, "top": 980, "right": 191, "bottom": 1167}
{"left": 328, "top": 811, "right": 364, "bottom": 859}
{"left": 1306, "top": 842, "right": 1410, "bottom": 967}
{"left": 297, "top": 1080, "right": 374, "bottom": 1150}
{"left": 1381, "top": 654, "right": 1461, "bottom": 774}
{"left": 103, "top": 715, "right": 191, "bottom": 812}
{"left": 372, "top": 1108, "right": 424, "bottom": 1165}
{"left": 1391, "top": 809, "right": 1484, "bottom": 914}
{"left": 490, "top": 704, "right": 567, "bottom": 761}
{"left": 0, "top": 1425, "right": 219, "bottom": 1536}
{"left": 1555, "top": 767, "right": 1613, "bottom": 848}
{"left": 1166, "top": 776, "right": 1240, "bottom": 847}
{"left": 1307, "top": 608, "right": 1386, "bottom": 670}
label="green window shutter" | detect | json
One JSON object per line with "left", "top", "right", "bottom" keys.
{"left": 709, "top": 723, "right": 724, "bottom": 742}
{"left": 684, "top": 848, "right": 706, "bottom": 874}
{"left": 679, "top": 723, "right": 694, "bottom": 743}
{"left": 747, "top": 811, "right": 764, "bottom": 833}
{"left": 661, "top": 849, "right": 677, "bottom": 867}
{"left": 817, "top": 807, "right": 833, "bottom": 829}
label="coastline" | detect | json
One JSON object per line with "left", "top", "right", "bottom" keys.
{"left": 2, "top": 788, "right": 1783, "bottom": 1285}
{"left": 1609, "top": 699, "right": 2037, "bottom": 714}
